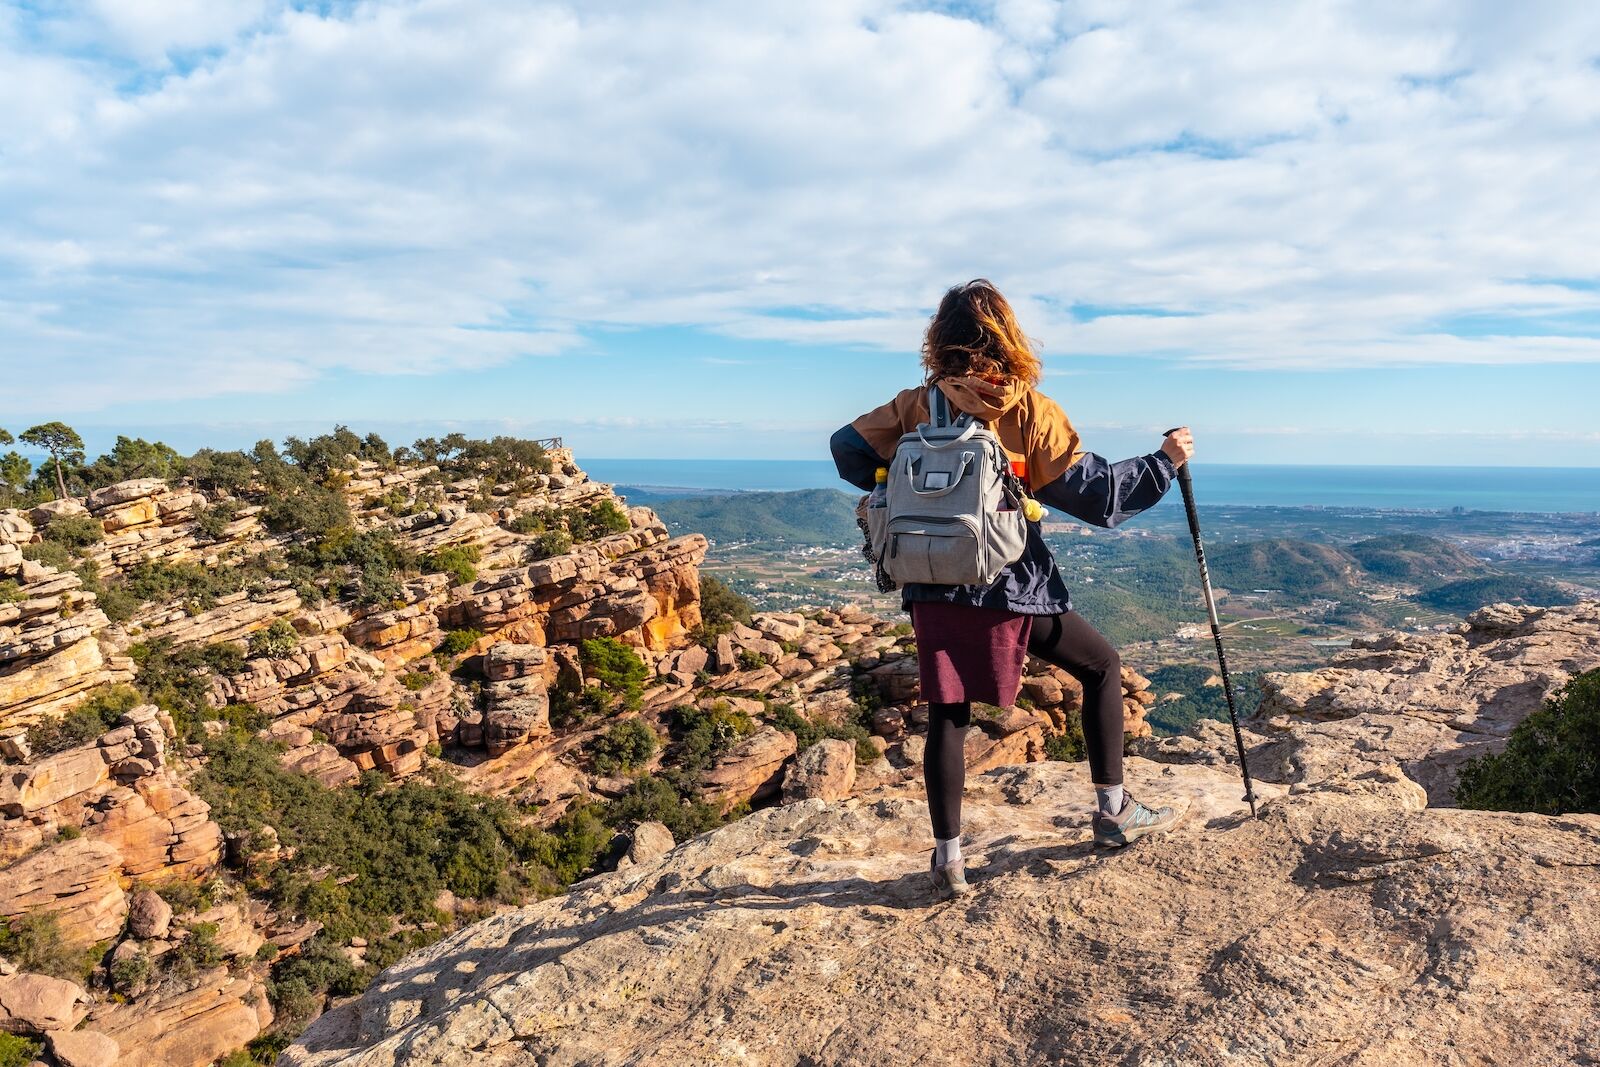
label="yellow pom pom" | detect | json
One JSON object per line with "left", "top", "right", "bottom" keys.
{"left": 1022, "top": 498, "right": 1044, "bottom": 522}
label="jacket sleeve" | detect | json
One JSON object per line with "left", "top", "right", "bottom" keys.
{"left": 1035, "top": 450, "right": 1177, "bottom": 528}
{"left": 830, "top": 423, "right": 888, "bottom": 492}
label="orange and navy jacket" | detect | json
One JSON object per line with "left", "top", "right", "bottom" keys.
{"left": 830, "top": 376, "right": 1177, "bottom": 614}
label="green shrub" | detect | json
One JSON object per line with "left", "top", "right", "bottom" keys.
{"left": 41, "top": 512, "right": 104, "bottom": 549}
{"left": 568, "top": 499, "right": 630, "bottom": 541}
{"left": 291, "top": 526, "right": 416, "bottom": 606}
{"left": 1043, "top": 725, "right": 1087, "bottom": 763}
{"left": 765, "top": 701, "right": 875, "bottom": 765}
{"left": 0, "top": 579, "right": 21, "bottom": 603}
{"left": 109, "top": 947, "right": 152, "bottom": 992}
{"left": 212, "top": 702, "right": 269, "bottom": 731}
{"left": 604, "top": 773, "right": 725, "bottom": 842}
{"left": 191, "top": 732, "right": 578, "bottom": 951}
{"left": 248, "top": 619, "right": 300, "bottom": 659}
{"left": 373, "top": 487, "right": 414, "bottom": 516}
{"left": 21, "top": 540, "right": 74, "bottom": 570}
{"left": 422, "top": 544, "right": 480, "bottom": 586}
{"left": 506, "top": 512, "right": 543, "bottom": 535}
{"left": 129, "top": 638, "right": 250, "bottom": 737}
{"left": 0, "top": 912, "right": 103, "bottom": 982}
{"left": 1455, "top": 668, "right": 1600, "bottom": 814}
{"left": 102, "top": 556, "right": 280, "bottom": 619}
{"left": 530, "top": 530, "right": 573, "bottom": 559}
{"left": 25, "top": 683, "right": 142, "bottom": 756}
{"left": 0, "top": 1033, "right": 42, "bottom": 1067}
{"left": 193, "top": 499, "right": 241, "bottom": 541}
{"left": 670, "top": 702, "right": 755, "bottom": 778}
{"left": 167, "top": 920, "right": 226, "bottom": 978}
{"left": 514, "top": 801, "right": 603, "bottom": 884}
{"left": 589, "top": 719, "right": 659, "bottom": 775}
{"left": 437, "top": 628, "right": 484, "bottom": 658}
{"left": 737, "top": 648, "right": 766, "bottom": 671}
{"left": 400, "top": 671, "right": 432, "bottom": 692}
{"left": 697, "top": 575, "right": 751, "bottom": 639}
{"left": 549, "top": 638, "right": 647, "bottom": 726}
{"left": 262, "top": 484, "right": 351, "bottom": 537}
{"left": 265, "top": 935, "right": 370, "bottom": 1032}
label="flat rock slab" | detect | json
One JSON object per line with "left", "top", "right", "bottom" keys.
{"left": 283, "top": 758, "right": 1600, "bottom": 1067}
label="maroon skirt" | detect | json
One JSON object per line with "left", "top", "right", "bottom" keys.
{"left": 910, "top": 601, "right": 1033, "bottom": 707}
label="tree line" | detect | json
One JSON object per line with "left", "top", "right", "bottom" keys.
{"left": 0, "top": 423, "right": 555, "bottom": 510}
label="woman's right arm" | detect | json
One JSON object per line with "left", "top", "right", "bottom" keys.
{"left": 830, "top": 423, "right": 887, "bottom": 492}
{"left": 830, "top": 389, "right": 917, "bottom": 491}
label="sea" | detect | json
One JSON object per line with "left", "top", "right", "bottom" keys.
{"left": 583, "top": 459, "right": 1600, "bottom": 515}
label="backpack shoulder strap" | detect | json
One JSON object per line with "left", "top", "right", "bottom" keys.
{"left": 926, "top": 383, "right": 974, "bottom": 430}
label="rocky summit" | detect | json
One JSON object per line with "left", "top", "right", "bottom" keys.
{"left": 282, "top": 600, "right": 1600, "bottom": 1067}
{"left": 281, "top": 760, "right": 1598, "bottom": 1067}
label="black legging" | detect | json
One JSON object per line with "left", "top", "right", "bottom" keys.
{"left": 924, "top": 610, "right": 1124, "bottom": 841}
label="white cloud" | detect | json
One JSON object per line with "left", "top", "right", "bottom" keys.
{"left": 1, "top": 0, "right": 1599, "bottom": 412}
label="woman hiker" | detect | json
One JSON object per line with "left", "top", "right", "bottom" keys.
{"left": 829, "top": 279, "right": 1195, "bottom": 898}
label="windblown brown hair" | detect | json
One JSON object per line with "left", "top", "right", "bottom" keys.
{"left": 920, "top": 278, "right": 1042, "bottom": 385}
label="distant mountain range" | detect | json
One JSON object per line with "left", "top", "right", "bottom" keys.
{"left": 1209, "top": 534, "right": 1486, "bottom": 596}
{"left": 643, "top": 487, "right": 861, "bottom": 546}
{"left": 640, "top": 489, "right": 1586, "bottom": 624}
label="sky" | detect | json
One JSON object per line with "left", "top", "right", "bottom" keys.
{"left": 1, "top": 0, "right": 1599, "bottom": 467}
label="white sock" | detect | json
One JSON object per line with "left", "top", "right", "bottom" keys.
{"left": 1095, "top": 784, "right": 1125, "bottom": 816}
{"left": 935, "top": 836, "right": 961, "bottom": 865}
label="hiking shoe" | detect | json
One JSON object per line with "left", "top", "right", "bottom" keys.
{"left": 930, "top": 853, "right": 972, "bottom": 899}
{"left": 1093, "top": 792, "right": 1182, "bottom": 848}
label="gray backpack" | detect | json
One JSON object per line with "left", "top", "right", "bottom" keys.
{"left": 865, "top": 385, "right": 1029, "bottom": 589}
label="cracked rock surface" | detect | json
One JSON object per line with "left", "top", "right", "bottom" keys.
{"left": 283, "top": 751, "right": 1600, "bottom": 1067}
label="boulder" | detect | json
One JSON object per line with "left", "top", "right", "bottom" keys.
{"left": 0, "top": 972, "right": 89, "bottom": 1034}
{"left": 127, "top": 889, "right": 173, "bottom": 940}
{"left": 780, "top": 738, "right": 857, "bottom": 803}
{"left": 0, "top": 838, "right": 127, "bottom": 946}
{"left": 617, "top": 821, "right": 675, "bottom": 869}
{"left": 46, "top": 1029, "right": 119, "bottom": 1067}
{"left": 699, "top": 726, "right": 797, "bottom": 813}
{"left": 483, "top": 643, "right": 548, "bottom": 683}
{"left": 283, "top": 753, "right": 1600, "bottom": 1067}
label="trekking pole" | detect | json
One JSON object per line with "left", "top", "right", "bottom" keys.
{"left": 1163, "top": 432, "right": 1260, "bottom": 818}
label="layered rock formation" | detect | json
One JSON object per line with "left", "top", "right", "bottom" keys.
{"left": 0, "top": 705, "right": 222, "bottom": 942}
{"left": 1245, "top": 599, "right": 1600, "bottom": 803}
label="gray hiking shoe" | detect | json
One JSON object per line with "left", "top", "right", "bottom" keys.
{"left": 930, "top": 853, "right": 972, "bottom": 899}
{"left": 1094, "top": 792, "right": 1182, "bottom": 848}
